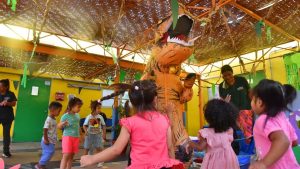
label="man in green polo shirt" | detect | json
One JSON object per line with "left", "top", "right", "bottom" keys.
{"left": 219, "top": 65, "right": 252, "bottom": 155}
{"left": 219, "top": 65, "right": 251, "bottom": 110}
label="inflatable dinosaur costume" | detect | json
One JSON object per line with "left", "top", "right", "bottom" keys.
{"left": 141, "top": 9, "right": 198, "bottom": 162}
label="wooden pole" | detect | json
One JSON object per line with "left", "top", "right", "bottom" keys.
{"left": 230, "top": 1, "right": 300, "bottom": 42}
{"left": 111, "top": 48, "right": 121, "bottom": 141}
{"left": 212, "top": 0, "right": 216, "bottom": 9}
{"left": 197, "top": 75, "right": 204, "bottom": 128}
{"left": 186, "top": 6, "right": 210, "bottom": 10}
{"left": 114, "top": 48, "right": 121, "bottom": 109}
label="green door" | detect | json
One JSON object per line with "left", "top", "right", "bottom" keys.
{"left": 13, "top": 77, "right": 51, "bottom": 142}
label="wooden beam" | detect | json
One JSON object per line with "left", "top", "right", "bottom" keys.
{"left": 186, "top": 6, "right": 210, "bottom": 10}
{"left": 113, "top": 48, "right": 121, "bottom": 109}
{"left": 230, "top": 1, "right": 300, "bottom": 42}
{"left": 197, "top": 0, "right": 233, "bottom": 19}
{"left": 119, "top": 39, "right": 155, "bottom": 59}
{"left": 212, "top": 0, "right": 216, "bottom": 9}
{"left": 220, "top": 9, "right": 237, "bottom": 52}
{"left": 0, "top": 36, "right": 145, "bottom": 71}
{"left": 187, "top": 0, "right": 202, "bottom": 6}
{"left": 197, "top": 75, "right": 204, "bottom": 128}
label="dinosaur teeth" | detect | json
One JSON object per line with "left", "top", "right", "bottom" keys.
{"left": 187, "top": 36, "right": 201, "bottom": 45}
{"left": 178, "top": 14, "right": 193, "bottom": 20}
{"left": 167, "top": 36, "right": 194, "bottom": 47}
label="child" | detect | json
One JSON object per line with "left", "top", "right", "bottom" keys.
{"left": 35, "top": 102, "right": 62, "bottom": 169}
{"left": 58, "top": 97, "right": 83, "bottom": 169}
{"left": 83, "top": 100, "right": 106, "bottom": 167}
{"left": 190, "top": 99, "right": 239, "bottom": 169}
{"left": 80, "top": 80, "right": 183, "bottom": 168}
{"left": 249, "top": 79, "right": 299, "bottom": 169}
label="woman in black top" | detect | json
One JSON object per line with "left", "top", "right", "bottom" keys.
{"left": 0, "top": 79, "right": 17, "bottom": 158}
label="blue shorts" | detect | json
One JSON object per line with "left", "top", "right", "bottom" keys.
{"left": 84, "top": 134, "right": 103, "bottom": 150}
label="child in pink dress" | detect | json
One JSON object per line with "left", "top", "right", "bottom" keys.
{"left": 80, "top": 80, "right": 182, "bottom": 169}
{"left": 250, "top": 79, "right": 299, "bottom": 169}
{"left": 190, "top": 99, "right": 240, "bottom": 169}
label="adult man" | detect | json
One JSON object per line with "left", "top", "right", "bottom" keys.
{"left": 219, "top": 65, "right": 252, "bottom": 154}
{"left": 219, "top": 65, "right": 251, "bottom": 110}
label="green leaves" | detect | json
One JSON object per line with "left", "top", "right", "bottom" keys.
{"left": 266, "top": 26, "right": 272, "bottom": 43}
{"left": 171, "top": 0, "right": 179, "bottom": 29}
{"left": 188, "top": 53, "right": 196, "bottom": 65}
{"left": 21, "top": 63, "right": 28, "bottom": 88}
{"left": 7, "top": 0, "right": 17, "bottom": 11}
{"left": 120, "top": 69, "right": 126, "bottom": 83}
{"left": 212, "top": 84, "right": 216, "bottom": 96}
{"left": 134, "top": 72, "right": 142, "bottom": 80}
{"left": 255, "top": 20, "right": 265, "bottom": 38}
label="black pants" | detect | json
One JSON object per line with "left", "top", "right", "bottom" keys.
{"left": 0, "top": 119, "right": 12, "bottom": 154}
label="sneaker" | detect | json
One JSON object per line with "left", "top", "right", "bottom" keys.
{"left": 97, "top": 162, "right": 104, "bottom": 168}
{"left": 34, "top": 164, "right": 40, "bottom": 169}
{"left": 35, "top": 164, "right": 45, "bottom": 169}
{"left": 2, "top": 152, "right": 11, "bottom": 158}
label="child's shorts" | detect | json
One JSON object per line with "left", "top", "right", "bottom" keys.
{"left": 84, "top": 134, "right": 103, "bottom": 149}
{"left": 62, "top": 136, "right": 79, "bottom": 154}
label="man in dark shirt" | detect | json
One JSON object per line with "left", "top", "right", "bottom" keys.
{"left": 219, "top": 65, "right": 252, "bottom": 155}
{"left": 0, "top": 79, "right": 17, "bottom": 158}
{"left": 219, "top": 65, "right": 251, "bottom": 110}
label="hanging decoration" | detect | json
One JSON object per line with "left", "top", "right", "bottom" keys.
{"left": 78, "top": 87, "right": 83, "bottom": 94}
{"left": 107, "top": 76, "right": 114, "bottom": 86}
{"left": 134, "top": 72, "right": 142, "bottom": 80}
{"left": 171, "top": 0, "right": 179, "bottom": 29}
{"left": 120, "top": 69, "right": 127, "bottom": 83}
{"left": 200, "top": 21, "right": 207, "bottom": 27}
{"left": 188, "top": 53, "right": 196, "bottom": 65}
{"left": 7, "top": 0, "right": 17, "bottom": 12}
{"left": 266, "top": 26, "right": 272, "bottom": 43}
{"left": 104, "top": 45, "right": 118, "bottom": 65}
{"left": 212, "top": 84, "right": 216, "bottom": 96}
{"left": 20, "top": 63, "right": 28, "bottom": 88}
{"left": 255, "top": 20, "right": 265, "bottom": 38}
{"left": 13, "top": 80, "right": 19, "bottom": 90}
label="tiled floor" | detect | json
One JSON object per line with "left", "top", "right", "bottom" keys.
{"left": 1, "top": 142, "right": 128, "bottom": 169}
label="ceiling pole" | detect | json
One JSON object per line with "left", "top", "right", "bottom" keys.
{"left": 212, "top": 0, "right": 216, "bottom": 9}
{"left": 220, "top": 9, "right": 237, "bottom": 52}
{"left": 230, "top": 1, "right": 300, "bottom": 42}
{"left": 220, "top": 9, "right": 248, "bottom": 73}
{"left": 186, "top": 6, "right": 210, "bottom": 10}
{"left": 196, "top": 0, "right": 233, "bottom": 19}
{"left": 119, "top": 39, "right": 155, "bottom": 59}
{"left": 197, "top": 75, "right": 204, "bottom": 129}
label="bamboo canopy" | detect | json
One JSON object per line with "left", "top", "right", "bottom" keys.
{"left": 0, "top": 0, "right": 299, "bottom": 79}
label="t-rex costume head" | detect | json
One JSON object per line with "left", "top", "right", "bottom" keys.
{"left": 142, "top": 9, "right": 198, "bottom": 163}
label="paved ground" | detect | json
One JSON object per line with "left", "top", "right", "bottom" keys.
{"left": 1, "top": 141, "right": 128, "bottom": 169}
